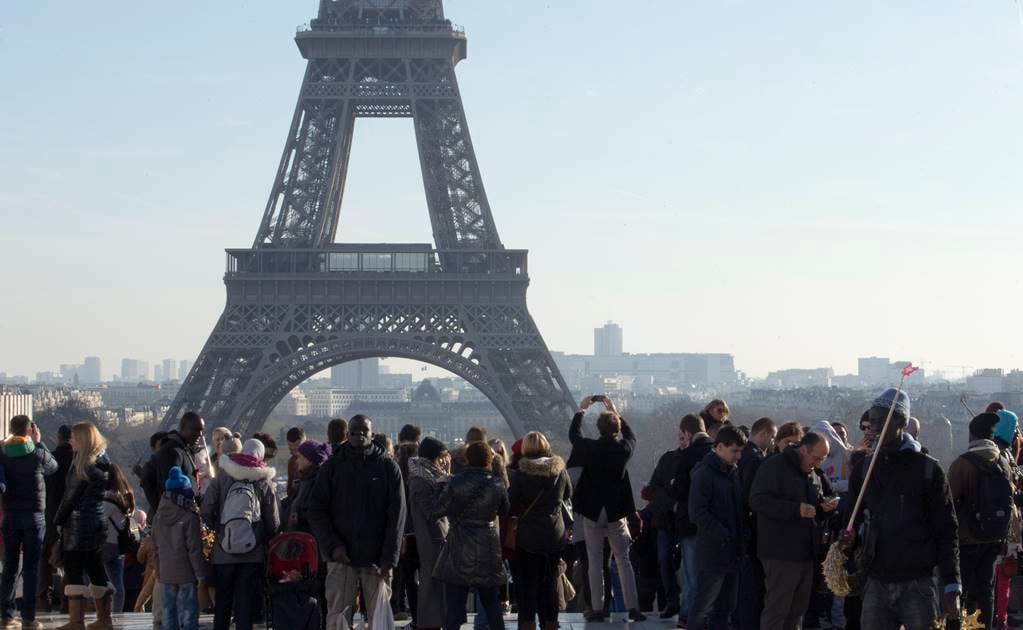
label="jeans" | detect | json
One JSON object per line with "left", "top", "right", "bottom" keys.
{"left": 861, "top": 576, "right": 939, "bottom": 630}
{"left": 162, "top": 582, "right": 199, "bottom": 630}
{"left": 445, "top": 584, "right": 503, "bottom": 630}
{"left": 960, "top": 543, "right": 1000, "bottom": 628}
{"left": 0, "top": 511, "right": 45, "bottom": 621}
{"left": 689, "top": 570, "right": 738, "bottom": 630}
{"left": 656, "top": 529, "right": 680, "bottom": 608}
{"left": 736, "top": 555, "right": 765, "bottom": 630}
{"left": 102, "top": 542, "right": 126, "bottom": 613}
{"left": 680, "top": 536, "right": 699, "bottom": 621}
{"left": 213, "top": 562, "right": 263, "bottom": 630}
{"left": 582, "top": 512, "right": 639, "bottom": 612}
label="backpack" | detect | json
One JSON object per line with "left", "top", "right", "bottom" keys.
{"left": 961, "top": 452, "right": 1013, "bottom": 542}
{"left": 220, "top": 479, "right": 262, "bottom": 555}
{"left": 104, "top": 498, "right": 141, "bottom": 555}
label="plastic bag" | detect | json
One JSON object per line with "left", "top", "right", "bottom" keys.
{"left": 338, "top": 606, "right": 364, "bottom": 630}
{"left": 370, "top": 581, "right": 395, "bottom": 630}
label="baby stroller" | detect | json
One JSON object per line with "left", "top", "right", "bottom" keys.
{"left": 265, "top": 532, "right": 321, "bottom": 630}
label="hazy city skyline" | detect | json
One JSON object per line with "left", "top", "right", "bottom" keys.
{"left": 2, "top": 1, "right": 1021, "bottom": 380}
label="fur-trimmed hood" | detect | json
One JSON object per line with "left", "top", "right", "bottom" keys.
{"left": 219, "top": 454, "right": 276, "bottom": 482}
{"left": 516, "top": 455, "right": 565, "bottom": 478}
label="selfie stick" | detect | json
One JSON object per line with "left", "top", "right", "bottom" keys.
{"left": 843, "top": 364, "right": 917, "bottom": 533}
{"left": 201, "top": 432, "right": 216, "bottom": 479}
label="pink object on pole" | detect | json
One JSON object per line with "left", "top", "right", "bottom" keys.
{"left": 901, "top": 364, "right": 919, "bottom": 377}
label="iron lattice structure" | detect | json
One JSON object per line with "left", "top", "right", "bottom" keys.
{"left": 163, "top": 0, "right": 575, "bottom": 437}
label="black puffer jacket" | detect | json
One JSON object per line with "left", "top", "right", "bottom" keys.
{"left": 737, "top": 441, "right": 768, "bottom": 555}
{"left": 56, "top": 453, "right": 112, "bottom": 552}
{"left": 433, "top": 467, "right": 509, "bottom": 587}
{"left": 568, "top": 412, "right": 637, "bottom": 522}
{"left": 143, "top": 432, "right": 197, "bottom": 511}
{"left": 670, "top": 433, "right": 713, "bottom": 537}
{"left": 508, "top": 455, "right": 572, "bottom": 556}
{"left": 45, "top": 442, "right": 74, "bottom": 524}
{"left": 689, "top": 450, "right": 745, "bottom": 573}
{"left": 849, "top": 436, "right": 960, "bottom": 586}
{"left": 647, "top": 447, "right": 683, "bottom": 531}
{"left": 749, "top": 446, "right": 828, "bottom": 563}
{"left": 306, "top": 442, "right": 406, "bottom": 569}
{"left": 0, "top": 437, "right": 58, "bottom": 513}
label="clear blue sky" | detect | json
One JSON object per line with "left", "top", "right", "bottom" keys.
{"left": 2, "top": 1, "right": 1021, "bottom": 380}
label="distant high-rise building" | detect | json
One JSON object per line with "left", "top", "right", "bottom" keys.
{"left": 138, "top": 361, "right": 150, "bottom": 382}
{"left": 162, "top": 359, "right": 176, "bottom": 383}
{"left": 122, "top": 359, "right": 140, "bottom": 383}
{"left": 594, "top": 321, "right": 624, "bottom": 357}
{"left": 154, "top": 365, "right": 164, "bottom": 383}
{"left": 331, "top": 358, "right": 380, "bottom": 388}
{"left": 178, "top": 360, "right": 192, "bottom": 381}
{"left": 82, "top": 357, "right": 102, "bottom": 385}
{"left": 857, "top": 356, "right": 890, "bottom": 385}
{"left": 60, "top": 363, "right": 82, "bottom": 382}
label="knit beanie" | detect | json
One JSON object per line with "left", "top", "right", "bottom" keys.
{"left": 994, "top": 410, "right": 1019, "bottom": 445}
{"left": 418, "top": 437, "right": 448, "bottom": 461}
{"left": 511, "top": 439, "right": 523, "bottom": 456}
{"left": 165, "top": 466, "right": 193, "bottom": 492}
{"left": 969, "top": 413, "right": 1001, "bottom": 441}
{"left": 221, "top": 437, "right": 242, "bottom": 456}
{"left": 297, "top": 440, "right": 331, "bottom": 467}
{"left": 871, "top": 388, "right": 911, "bottom": 420}
{"left": 242, "top": 438, "right": 266, "bottom": 461}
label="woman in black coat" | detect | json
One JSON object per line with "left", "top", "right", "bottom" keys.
{"left": 508, "top": 432, "right": 572, "bottom": 630}
{"left": 433, "top": 441, "right": 509, "bottom": 630}
{"left": 55, "top": 422, "right": 114, "bottom": 630}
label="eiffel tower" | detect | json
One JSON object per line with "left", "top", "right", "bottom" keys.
{"left": 162, "top": 0, "right": 576, "bottom": 438}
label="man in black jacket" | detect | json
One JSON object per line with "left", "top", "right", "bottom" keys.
{"left": 669, "top": 413, "right": 713, "bottom": 627}
{"left": 569, "top": 395, "right": 646, "bottom": 622}
{"left": 750, "top": 431, "right": 837, "bottom": 630}
{"left": 307, "top": 414, "right": 406, "bottom": 629}
{"left": 0, "top": 415, "right": 58, "bottom": 627}
{"left": 736, "top": 416, "right": 777, "bottom": 630}
{"left": 688, "top": 426, "right": 747, "bottom": 630}
{"left": 646, "top": 416, "right": 697, "bottom": 619}
{"left": 38, "top": 424, "right": 73, "bottom": 612}
{"left": 846, "top": 388, "right": 961, "bottom": 629}
{"left": 142, "top": 412, "right": 204, "bottom": 510}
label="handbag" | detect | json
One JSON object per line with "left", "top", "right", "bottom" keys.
{"left": 503, "top": 489, "right": 544, "bottom": 552}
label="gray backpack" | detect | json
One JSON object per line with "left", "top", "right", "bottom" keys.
{"left": 220, "top": 479, "right": 261, "bottom": 555}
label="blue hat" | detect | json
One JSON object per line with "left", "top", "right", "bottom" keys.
{"left": 995, "top": 410, "right": 1018, "bottom": 445}
{"left": 871, "top": 388, "right": 910, "bottom": 420}
{"left": 165, "top": 466, "right": 193, "bottom": 492}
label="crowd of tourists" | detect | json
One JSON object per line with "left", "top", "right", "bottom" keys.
{"left": 0, "top": 387, "right": 1020, "bottom": 630}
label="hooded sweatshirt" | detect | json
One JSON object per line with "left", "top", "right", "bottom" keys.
{"left": 0, "top": 434, "right": 57, "bottom": 513}
{"left": 811, "top": 421, "right": 852, "bottom": 494}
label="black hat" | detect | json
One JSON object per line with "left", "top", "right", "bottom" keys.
{"left": 419, "top": 436, "right": 448, "bottom": 461}
{"left": 969, "top": 412, "right": 1001, "bottom": 440}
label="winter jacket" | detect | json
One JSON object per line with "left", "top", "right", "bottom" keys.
{"left": 144, "top": 432, "right": 197, "bottom": 511}
{"left": 283, "top": 464, "right": 319, "bottom": 536}
{"left": 45, "top": 442, "right": 74, "bottom": 524}
{"left": 451, "top": 444, "right": 509, "bottom": 487}
{"left": 408, "top": 456, "right": 450, "bottom": 629}
{"left": 508, "top": 455, "right": 573, "bottom": 556}
{"left": 433, "top": 467, "right": 509, "bottom": 588}
{"left": 568, "top": 412, "right": 637, "bottom": 522}
{"left": 305, "top": 442, "right": 406, "bottom": 569}
{"left": 811, "top": 420, "right": 851, "bottom": 494}
{"left": 102, "top": 493, "right": 130, "bottom": 546}
{"left": 689, "top": 450, "right": 745, "bottom": 573}
{"left": 201, "top": 453, "right": 280, "bottom": 565}
{"left": 647, "top": 447, "right": 684, "bottom": 531}
{"left": 947, "top": 438, "right": 1011, "bottom": 545}
{"left": 287, "top": 454, "right": 300, "bottom": 498}
{"left": 737, "top": 441, "right": 767, "bottom": 555}
{"left": 56, "top": 453, "right": 112, "bottom": 552}
{"left": 154, "top": 490, "right": 207, "bottom": 585}
{"left": 749, "top": 445, "right": 828, "bottom": 563}
{"left": 0, "top": 435, "right": 57, "bottom": 513}
{"left": 849, "top": 434, "right": 960, "bottom": 587}
{"left": 670, "top": 433, "right": 714, "bottom": 537}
